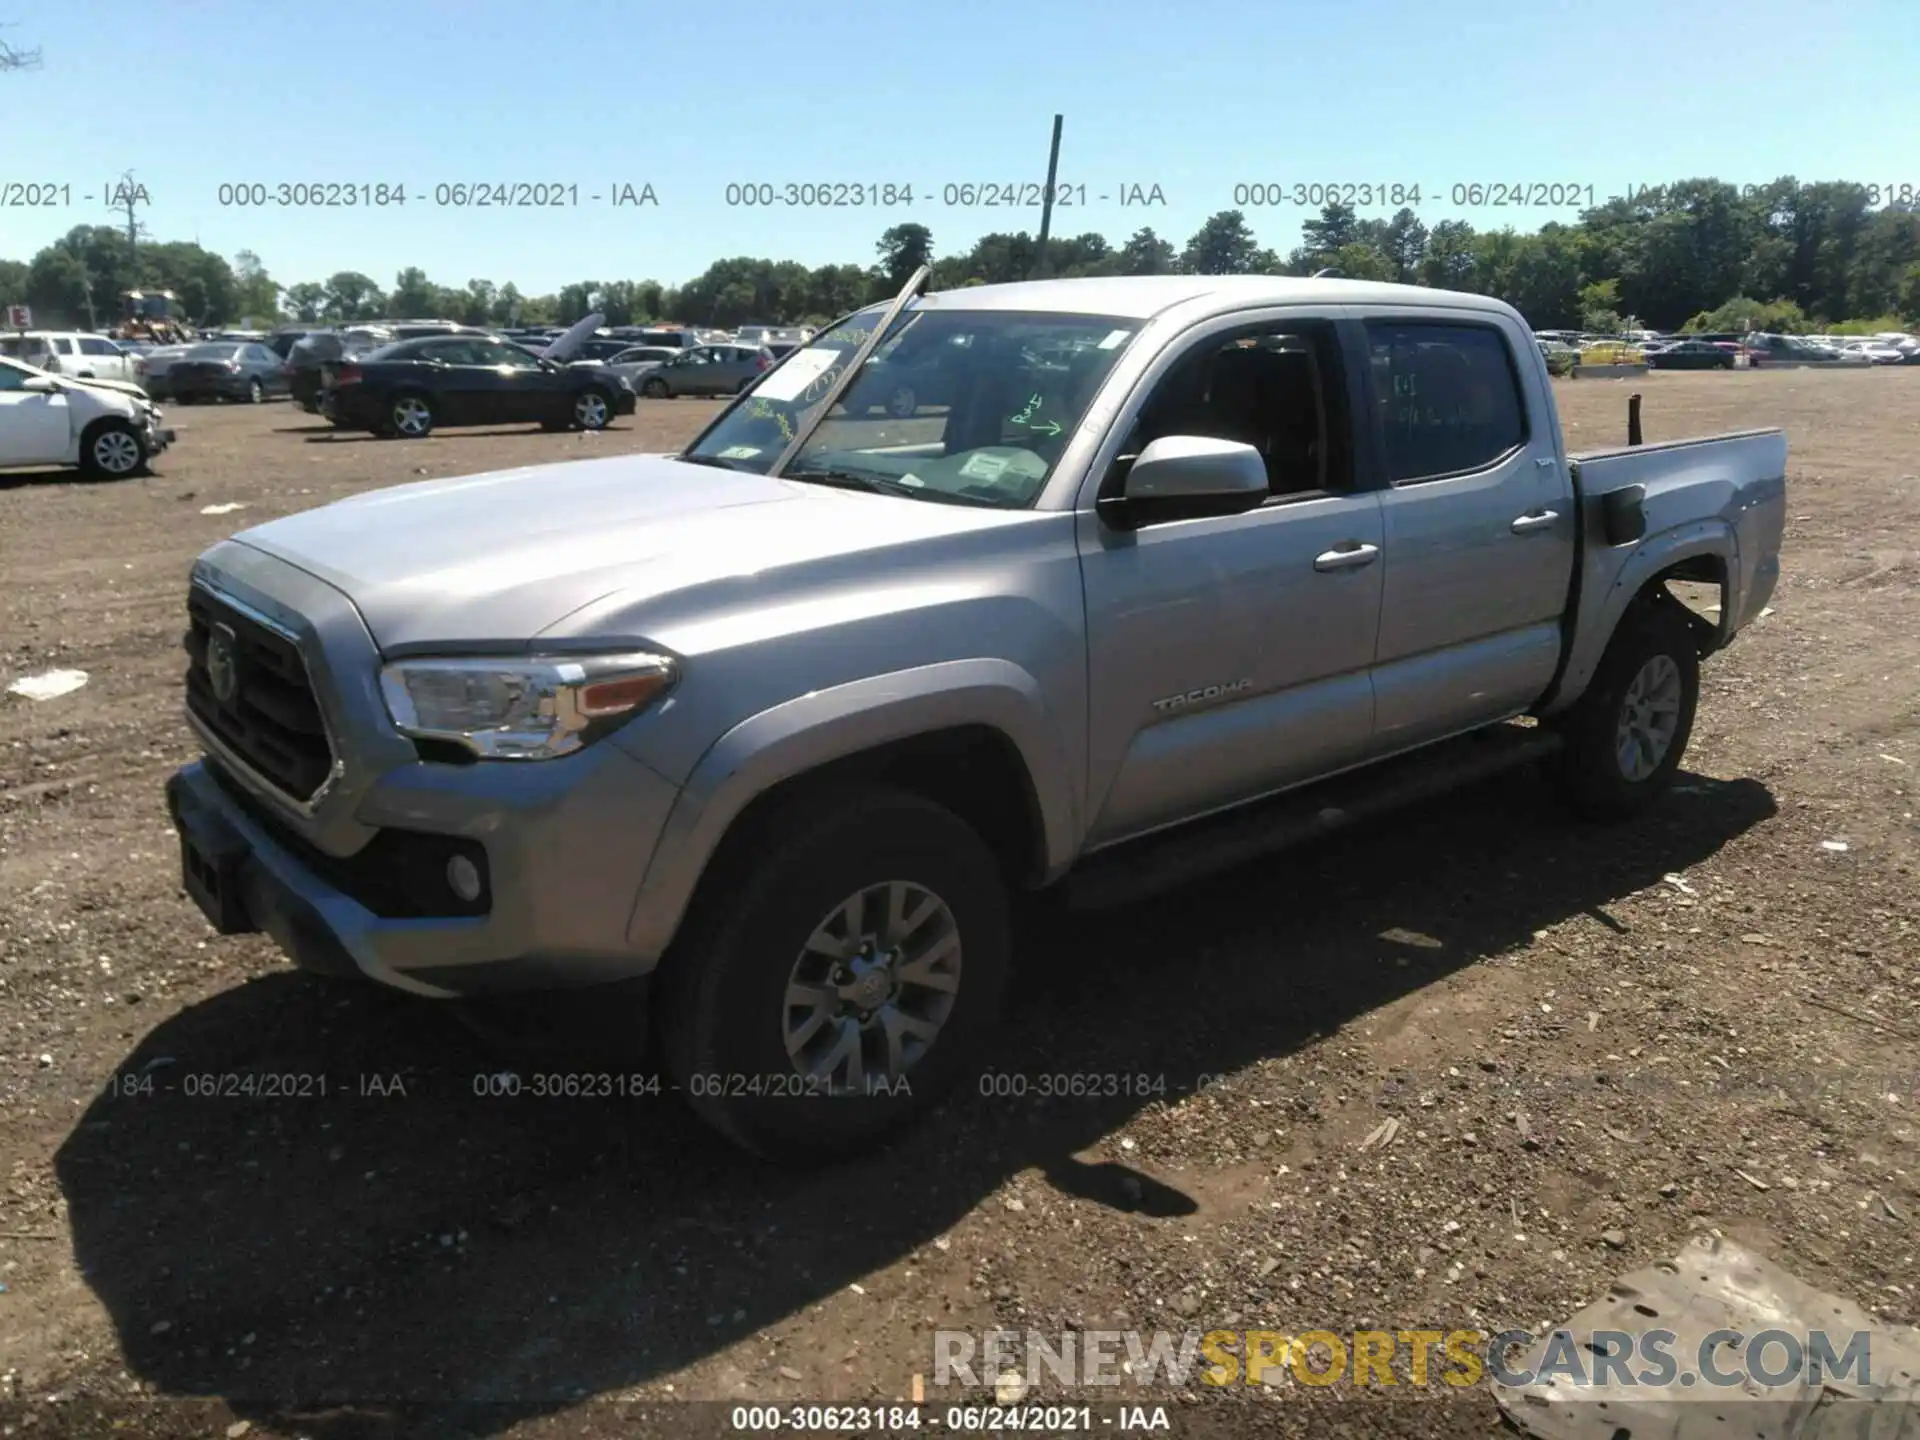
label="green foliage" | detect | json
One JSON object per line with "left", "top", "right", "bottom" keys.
{"left": 1682, "top": 295, "right": 1808, "bottom": 333}
{"left": 5, "top": 176, "right": 1917, "bottom": 333}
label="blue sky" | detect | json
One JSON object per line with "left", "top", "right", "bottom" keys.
{"left": 1, "top": 0, "right": 1913, "bottom": 296}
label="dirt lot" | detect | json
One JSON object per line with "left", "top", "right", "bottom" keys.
{"left": 0, "top": 373, "right": 1915, "bottom": 1439}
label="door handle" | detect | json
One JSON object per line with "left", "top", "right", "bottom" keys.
{"left": 1313, "top": 542, "right": 1380, "bottom": 572}
{"left": 1534, "top": 457, "right": 1557, "bottom": 469}
{"left": 1511, "top": 510, "right": 1560, "bottom": 534}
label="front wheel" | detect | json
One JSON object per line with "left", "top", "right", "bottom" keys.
{"left": 1550, "top": 596, "right": 1700, "bottom": 820}
{"left": 78, "top": 419, "right": 149, "bottom": 480}
{"left": 572, "top": 388, "right": 613, "bottom": 430}
{"left": 659, "top": 788, "right": 1012, "bottom": 1162}
{"left": 246, "top": 378, "right": 264, "bottom": 403}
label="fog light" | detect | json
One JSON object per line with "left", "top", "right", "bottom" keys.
{"left": 446, "top": 854, "right": 483, "bottom": 903}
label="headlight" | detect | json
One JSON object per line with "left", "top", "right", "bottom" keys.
{"left": 378, "top": 652, "right": 676, "bottom": 760}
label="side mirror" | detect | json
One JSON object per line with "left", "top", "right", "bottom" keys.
{"left": 21, "top": 374, "right": 58, "bottom": 393}
{"left": 1096, "top": 435, "right": 1269, "bottom": 530}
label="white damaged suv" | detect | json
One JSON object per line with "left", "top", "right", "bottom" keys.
{"left": 0, "top": 354, "right": 176, "bottom": 478}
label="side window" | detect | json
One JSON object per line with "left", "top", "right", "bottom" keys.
{"left": 1365, "top": 321, "right": 1526, "bottom": 483}
{"left": 53, "top": 337, "right": 77, "bottom": 355}
{"left": 1125, "top": 322, "right": 1352, "bottom": 500}
{"left": 425, "top": 340, "right": 480, "bottom": 365}
{"left": 0, "top": 364, "right": 26, "bottom": 391}
{"left": 80, "top": 337, "right": 120, "bottom": 356}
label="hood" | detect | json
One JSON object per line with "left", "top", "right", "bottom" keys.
{"left": 232, "top": 453, "right": 1037, "bottom": 653}
{"left": 62, "top": 374, "right": 150, "bottom": 401}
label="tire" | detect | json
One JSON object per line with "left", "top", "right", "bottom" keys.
{"left": 383, "top": 391, "right": 435, "bottom": 438}
{"left": 572, "top": 387, "right": 613, "bottom": 430}
{"left": 641, "top": 376, "right": 669, "bottom": 399}
{"left": 78, "top": 419, "right": 148, "bottom": 480}
{"left": 1550, "top": 595, "right": 1700, "bottom": 821}
{"left": 246, "top": 378, "right": 264, "bottom": 403}
{"left": 659, "top": 787, "right": 1012, "bottom": 1162}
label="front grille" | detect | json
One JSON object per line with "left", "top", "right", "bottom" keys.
{"left": 184, "top": 588, "right": 336, "bottom": 803}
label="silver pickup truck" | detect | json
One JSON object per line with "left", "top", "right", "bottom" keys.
{"left": 165, "top": 272, "right": 1786, "bottom": 1159}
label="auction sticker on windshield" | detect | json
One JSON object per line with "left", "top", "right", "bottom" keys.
{"left": 753, "top": 347, "right": 841, "bottom": 403}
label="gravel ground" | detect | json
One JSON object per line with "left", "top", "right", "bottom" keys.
{"left": 0, "top": 373, "right": 1915, "bottom": 1439}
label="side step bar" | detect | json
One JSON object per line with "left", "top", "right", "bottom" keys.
{"left": 1060, "top": 722, "right": 1564, "bottom": 911}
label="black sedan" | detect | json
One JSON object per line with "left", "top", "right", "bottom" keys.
{"left": 321, "top": 334, "right": 636, "bottom": 438}
{"left": 1645, "top": 339, "right": 1735, "bottom": 370}
{"left": 169, "top": 342, "right": 294, "bottom": 403}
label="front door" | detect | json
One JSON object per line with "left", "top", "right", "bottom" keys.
{"left": 0, "top": 368, "right": 74, "bottom": 466}
{"left": 1077, "top": 315, "right": 1385, "bottom": 846}
{"left": 1355, "top": 314, "right": 1576, "bottom": 752}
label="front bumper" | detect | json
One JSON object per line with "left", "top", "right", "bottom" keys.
{"left": 144, "top": 413, "right": 175, "bottom": 453}
{"left": 166, "top": 737, "right": 681, "bottom": 999}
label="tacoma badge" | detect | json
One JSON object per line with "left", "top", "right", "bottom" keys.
{"left": 1152, "top": 679, "right": 1252, "bottom": 714}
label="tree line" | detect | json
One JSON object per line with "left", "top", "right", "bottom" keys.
{"left": 3, "top": 176, "right": 1916, "bottom": 339}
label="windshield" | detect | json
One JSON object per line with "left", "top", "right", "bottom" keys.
{"left": 683, "top": 303, "right": 1140, "bottom": 509}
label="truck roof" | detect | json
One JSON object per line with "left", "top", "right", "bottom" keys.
{"left": 916, "top": 275, "right": 1516, "bottom": 320}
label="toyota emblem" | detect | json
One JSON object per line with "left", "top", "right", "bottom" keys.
{"left": 207, "top": 624, "right": 240, "bottom": 706}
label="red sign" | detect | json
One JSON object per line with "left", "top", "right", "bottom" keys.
{"left": 5, "top": 304, "right": 29, "bottom": 329}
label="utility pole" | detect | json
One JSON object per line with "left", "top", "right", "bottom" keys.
{"left": 1031, "top": 114, "right": 1064, "bottom": 281}
{"left": 114, "top": 169, "right": 142, "bottom": 279}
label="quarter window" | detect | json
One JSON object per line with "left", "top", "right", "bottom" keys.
{"left": 1366, "top": 322, "right": 1526, "bottom": 482}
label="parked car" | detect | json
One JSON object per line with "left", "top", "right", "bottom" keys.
{"left": 1743, "top": 333, "right": 1836, "bottom": 363}
{"left": 1645, "top": 339, "right": 1735, "bottom": 370}
{"left": 576, "top": 344, "right": 679, "bottom": 387}
{"left": 633, "top": 342, "right": 774, "bottom": 398}
{"left": 0, "top": 331, "right": 137, "bottom": 384}
{"left": 633, "top": 327, "right": 701, "bottom": 350}
{"left": 320, "top": 333, "right": 636, "bottom": 437}
{"left": 169, "top": 342, "right": 293, "bottom": 404}
{"left": 131, "top": 344, "right": 197, "bottom": 399}
{"left": 0, "top": 353, "right": 174, "bottom": 477}
{"left": 284, "top": 329, "right": 395, "bottom": 411}
{"left": 566, "top": 338, "right": 636, "bottom": 364}
{"left": 1537, "top": 338, "right": 1580, "bottom": 375}
{"left": 1839, "top": 340, "right": 1905, "bottom": 365}
{"left": 164, "top": 274, "right": 1787, "bottom": 1159}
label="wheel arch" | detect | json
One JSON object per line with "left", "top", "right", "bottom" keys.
{"left": 1539, "top": 523, "right": 1734, "bottom": 718}
{"left": 625, "top": 661, "right": 1079, "bottom": 961}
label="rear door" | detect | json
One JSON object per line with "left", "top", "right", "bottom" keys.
{"left": 78, "top": 336, "right": 130, "bottom": 381}
{"left": 1353, "top": 312, "right": 1574, "bottom": 753}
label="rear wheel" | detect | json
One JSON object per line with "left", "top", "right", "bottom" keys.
{"left": 659, "top": 787, "right": 1012, "bottom": 1162}
{"left": 78, "top": 419, "right": 148, "bottom": 480}
{"left": 246, "top": 378, "right": 264, "bottom": 403}
{"left": 384, "top": 392, "right": 435, "bottom": 438}
{"left": 1550, "top": 595, "right": 1700, "bottom": 820}
{"left": 641, "top": 376, "right": 669, "bottom": 399}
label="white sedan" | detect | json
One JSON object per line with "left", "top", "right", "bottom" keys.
{"left": 0, "top": 355, "right": 176, "bottom": 478}
{"left": 1842, "top": 340, "right": 1906, "bottom": 365}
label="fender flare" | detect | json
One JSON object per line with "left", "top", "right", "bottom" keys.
{"left": 1541, "top": 520, "right": 1738, "bottom": 717}
{"left": 625, "top": 658, "right": 1079, "bottom": 958}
